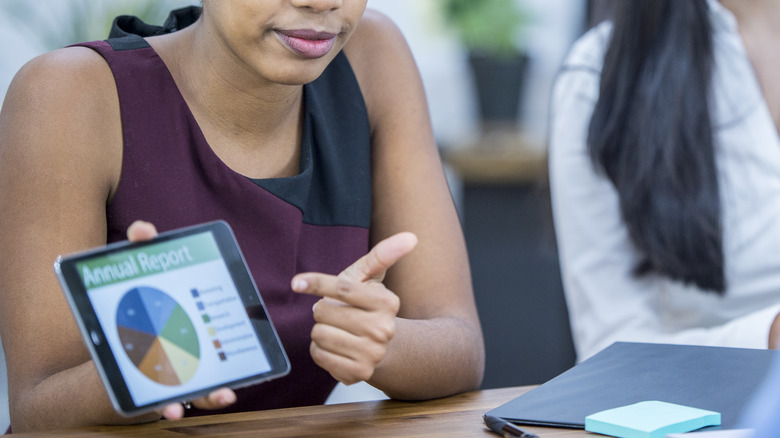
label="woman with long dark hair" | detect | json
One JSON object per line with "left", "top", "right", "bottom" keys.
{"left": 550, "top": 0, "right": 780, "bottom": 360}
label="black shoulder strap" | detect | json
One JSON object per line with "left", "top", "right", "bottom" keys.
{"left": 106, "top": 34, "right": 149, "bottom": 51}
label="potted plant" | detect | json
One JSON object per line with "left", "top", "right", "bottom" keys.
{"left": 440, "top": 0, "right": 531, "bottom": 131}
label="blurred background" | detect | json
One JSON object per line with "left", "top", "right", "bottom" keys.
{"left": 0, "top": 0, "right": 597, "bottom": 431}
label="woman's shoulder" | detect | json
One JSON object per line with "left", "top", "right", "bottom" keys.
{"left": 0, "top": 45, "right": 122, "bottom": 185}
{"left": 561, "top": 21, "right": 612, "bottom": 73}
{"left": 5, "top": 46, "right": 117, "bottom": 122}
{"left": 341, "top": 9, "right": 422, "bottom": 126}
{"left": 12, "top": 45, "right": 112, "bottom": 94}
{"left": 343, "top": 8, "right": 413, "bottom": 81}
{"left": 344, "top": 8, "right": 404, "bottom": 55}
{"left": 550, "top": 22, "right": 612, "bottom": 113}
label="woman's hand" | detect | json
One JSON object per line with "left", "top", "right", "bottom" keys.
{"left": 157, "top": 388, "right": 237, "bottom": 420}
{"left": 291, "top": 232, "right": 418, "bottom": 384}
{"left": 126, "top": 220, "right": 237, "bottom": 419}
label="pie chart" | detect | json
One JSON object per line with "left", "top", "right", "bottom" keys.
{"left": 116, "top": 286, "right": 200, "bottom": 386}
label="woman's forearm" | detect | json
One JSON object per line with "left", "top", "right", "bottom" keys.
{"left": 10, "top": 360, "right": 160, "bottom": 432}
{"left": 368, "top": 316, "right": 485, "bottom": 400}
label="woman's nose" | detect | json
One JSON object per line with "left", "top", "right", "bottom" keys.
{"left": 290, "top": 0, "right": 343, "bottom": 13}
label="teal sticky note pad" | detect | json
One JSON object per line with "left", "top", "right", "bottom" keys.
{"left": 584, "top": 401, "right": 721, "bottom": 438}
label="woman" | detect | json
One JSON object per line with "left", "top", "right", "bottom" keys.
{"left": 0, "top": 1, "right": 484, "bottom": 432}
{"left": 550, "top": 0, "right": 780, "bottom": 361}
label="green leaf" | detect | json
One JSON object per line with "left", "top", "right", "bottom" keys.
{"left": 439, "top": 0, "right": 530, "bottom": 57}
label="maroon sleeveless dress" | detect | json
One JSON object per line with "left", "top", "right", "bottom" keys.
{"left": 74, "top": 31, "right": 372, "bottom": 415}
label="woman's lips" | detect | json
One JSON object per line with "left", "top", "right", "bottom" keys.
{"left": 276, "top": 29, "right": 337, "bottom": 59}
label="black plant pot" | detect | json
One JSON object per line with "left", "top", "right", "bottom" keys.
{"left": 468, "top": 52, "right": 528, "bottom": 131}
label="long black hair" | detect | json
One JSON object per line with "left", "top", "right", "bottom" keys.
{"left": 588, "top": 1, "right": 724, "bottom": 293}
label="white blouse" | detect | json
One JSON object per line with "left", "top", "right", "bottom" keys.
{"left": 549, "top": 0, "right": 780, "bottom": 361}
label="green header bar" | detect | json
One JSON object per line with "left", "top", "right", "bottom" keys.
{"left": 78, "top": 232, "right": 221, "bottom": 289}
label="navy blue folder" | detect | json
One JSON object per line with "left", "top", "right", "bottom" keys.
{"left": 486, "top": 342, "right": 778, "bottom": 429}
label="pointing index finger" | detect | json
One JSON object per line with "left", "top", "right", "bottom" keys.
{"left": 290, "top": 232, "right": 417, "bottom": 305}
{"left": 342, "top": 232, "right": 418, "bottom": 283}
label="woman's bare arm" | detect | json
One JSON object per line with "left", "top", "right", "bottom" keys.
{"left": 0, "top": 47, "right": 152, "bottom": 431}
{"left": 341, "top": 10, "right": 485, "bottom": 399}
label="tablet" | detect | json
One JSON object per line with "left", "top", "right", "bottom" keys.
{"left": 54, "top": 220, "right": 290, "bottom": 416}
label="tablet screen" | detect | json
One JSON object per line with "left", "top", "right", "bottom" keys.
{"left": 55, "top": 221, "right": 289, "bottom": 416}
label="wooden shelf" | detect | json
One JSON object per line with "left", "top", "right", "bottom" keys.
{"left": 443, "top": 129, "right": 547, "bottom": 185}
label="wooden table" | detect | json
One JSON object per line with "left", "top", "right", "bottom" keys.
{"left": 12, "top": 386, "right": 588, "bottom": 437}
